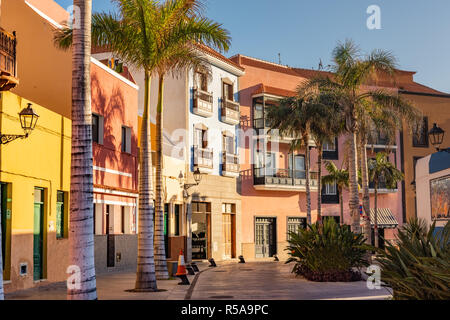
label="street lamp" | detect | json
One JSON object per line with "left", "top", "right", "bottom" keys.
{"left": 179, "top": 167, "right": 202, "bottom": 198}
{"left": 428, "top": 123, "right": 445, "bottom": 151}
{"left": 1, "top": 103, "right": 39, "bottom": 144}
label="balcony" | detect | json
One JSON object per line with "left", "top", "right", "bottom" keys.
{"left": 193, "top": 146, "right": 213, "bottom": 172}
{"left": 221, "top": 99, "right": 240, "bottom": 125}
{"left": 366, "top": 134, "right": 397, "bottom": 149}
{"left": 0, "top": 28, "right": 19, "bottom": 91}
{"left": 253, "top": 167, "right": 319, "bottom": 191}
{"left": 193, "top": 88, "right": 213, "bottom": 118}
{"left": 222, "top": 152, "right": 239, "bottom": 177}
{"left": 368, "top": 180, "right": 398, "bottom": 194}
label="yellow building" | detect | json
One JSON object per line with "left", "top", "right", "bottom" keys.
{"left": 0, "top": 91, "right": 71, "bottom": 292}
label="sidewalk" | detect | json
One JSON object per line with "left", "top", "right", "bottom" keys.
{"left": 5, "top": 261, "right": 211, "bottom": 300}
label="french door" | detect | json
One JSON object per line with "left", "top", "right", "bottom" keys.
{"left": 255, "top": 217, "right": 276, "bottom": 258}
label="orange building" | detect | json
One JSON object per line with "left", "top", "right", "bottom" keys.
{"left": 231, "top": 55, "right": 406, "bottom": 259}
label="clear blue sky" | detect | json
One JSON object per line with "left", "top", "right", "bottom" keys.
{"left": 54, "top": 0, "right": 450, "bottom": 93}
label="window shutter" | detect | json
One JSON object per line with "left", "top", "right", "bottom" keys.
{"left": 98, "top": 115, "right": 104, "bottom": 145}
{"left": 202, "top": 130, "right": 208, "bottom": 148}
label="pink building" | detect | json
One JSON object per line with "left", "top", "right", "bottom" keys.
{"left": 231, "top": 55, "right": 403, "bottom": 259}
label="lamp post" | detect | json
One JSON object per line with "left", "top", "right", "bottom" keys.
{"left": 1, "top": 103, "right": 39, "bottom": 144}
{"left": 428, "top": 123, "right": 445, "bottom": 152}
{"left": 178, "top": 167, "right": 202, "bottom": 199}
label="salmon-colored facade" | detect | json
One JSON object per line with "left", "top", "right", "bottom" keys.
{"left": 232, "top": 55, "right": 404, "bottom": 259}
{"left": 1, "top": 0, "right": 140, "bottom": 291}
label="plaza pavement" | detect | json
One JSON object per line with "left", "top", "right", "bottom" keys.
{"left": 5, "top": 260, "right": 392, "bottom": 300}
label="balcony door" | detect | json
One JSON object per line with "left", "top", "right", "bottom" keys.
{"left": 289, "top": 154, "right": 305, "bottom": 179}
{"left": 265, "top": 152, "right": 276, "bottom": 177}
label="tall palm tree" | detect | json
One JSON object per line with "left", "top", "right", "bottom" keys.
{"left": 308, "top": 94, "right": 343, "bottom": 224}
{"left": 68, "top": 0, "right": 97, "bottom": 300}
{"left": 368, "top": 152, "right": 404, "bottom": 248}
{"left": 304, "top": 40, "right": 420, "bottom": 234}
{"left": 266, "top": 96, "right": 325, "bottom": 224}
{"left": 322, "top": 161, "right": 349, "bottom": 225}
{"left": 152, "top": 0, "right": 230, "bottom": 279}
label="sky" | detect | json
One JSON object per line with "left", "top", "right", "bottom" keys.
{"left": 54, "top": 0, "right": 450, "bottom": 93}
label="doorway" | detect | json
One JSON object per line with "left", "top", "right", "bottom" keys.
{"left": 191, "top": 202, "right": 211, "bottom": 260}
{"left": 255, "top": 217, "right": 276, "bottom": 258}
{"left": 33, "top": 188, "right": 45, "bottom": 281}
{"left": 106, "top": 204, "right": 115, "bottom": 268}
{"left": 371, "top": 228, "right": 385, "bottom": 249}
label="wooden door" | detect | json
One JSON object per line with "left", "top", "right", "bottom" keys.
{"left": 33, "top": 188, "right": 44, "bottom": 281}
{"left": 222, "top": 214, "right": 232, "bottom": 259}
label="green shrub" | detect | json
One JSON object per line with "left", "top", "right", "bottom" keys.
{"left": 286, "top": 218, "right": 369, "bottom": 281}
{"left": 374, "top": 218, "right": 450, "bottom": 300}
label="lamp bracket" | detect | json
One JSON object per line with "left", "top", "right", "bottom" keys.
{"left": 0, "top": 133, "right": 28, "bottom": 145}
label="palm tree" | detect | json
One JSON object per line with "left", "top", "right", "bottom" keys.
{"left": 321, "top": 161, "right": 349, "bottom": 225}
{"left": 368, "top": 152, "right": 404, "bottom": 248}
{"left": 304, "top": 40, "right": 420, "bottom": 234}
{"left": 266, "top": 96, "right": 325, "bottom": 224}
{"left": 152, "top": 0, "right": 230, "bottom": 279}
{"left": 68, "top": 0, "right": 97, "bottom": 300}
{"left": 308, "top": 94, "right": 343, "bottom": 225}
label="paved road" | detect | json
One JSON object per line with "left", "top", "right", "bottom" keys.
{"left": 190, "top": 261, "right": 392, "bottom": 300}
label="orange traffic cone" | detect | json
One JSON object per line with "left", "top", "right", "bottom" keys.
{"left": 176, "top": 249, "right": 190, "bottom": 285}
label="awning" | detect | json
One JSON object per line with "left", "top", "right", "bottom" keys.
{"left": 369, "top": 208, "right": 398, "bottom": 229}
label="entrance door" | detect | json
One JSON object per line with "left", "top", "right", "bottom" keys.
{"left": 371, "top": 228, "right": 385, "bottom": 249}
{"left": 1, "top": 183, "right": 7, "bottom": 272}
{"left": 33, "top": 188, "right": 44, "bottom": 281}
{"left": 255, "top": 217, "right": 276, "bottom": 258}
{"left": 106, "top": 205, "right": 115, "bottom": 268}
{"left": 223, "top": 214, "right": 232, "bottom": 259}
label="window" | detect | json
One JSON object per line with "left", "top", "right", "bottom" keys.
{"left": 194, "top": 127, "right": 208, "bottom": 149}
{"left": 195, "top": 71, "right": 208, "bottom": 91}
{"left": 287, "top": 217, "right": 306, "bottom": 240}
{"left": 321, "top": 182, "right": 339, "bottom": 204}
{"left": 324, "top": 183, "right": 337, "bottom": 195}
{"left": 121, "top": 206, "right": 125, "bottom": 234}
{"left": 223, "top": 135, "right": 235, "bottom": 154}
{"left": 121, "top": 126, "right": 132, "bottom": 153}
{"left": 222, "top": 203, "right": 236, "bottom": 214}
{"left": 174, "top": 204, "right": 180, "bottom": 236}
{"left": 323, "top": 139, "right": 336, "bottom": 151}
{"left": 323, "top": 137, "right": 339, "bottom": 160}
{"left": 92, "top": 113, "right": 104, "bottom": 144}
{"left": 223, "top": 82, "right": 234, "bottom": 101}
{"left": 56, "top": 191, "right": 67, "bottom": 239}
{"left": 413, "top": 116, "right": 429, "bottom": 147}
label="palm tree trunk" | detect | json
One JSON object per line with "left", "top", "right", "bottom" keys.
{"left": 135, "top": 72, "right": 158, "bottom": 291}
{"left": 317, "top": 144, "right": 323, "bottom": 226}
{"left": 67, "top": 0, "right": 97, "bottom": 300}
{"left": 339, "top": 186, "right": 344, "bottom": 226}
{"left": 348, "top": 132, "right": 361, "bottom": 233}
{"left": 305, "top": 134, "right": 311, "bottom": 225}
{"left": 374, "top": 183, "right": 379, "bottom": 248}
{"left": 154, "top": 74, "right": 169, "bottom": 280}
{"left": 0, "top": 216, "right": 4, "bottom": 300}
{"left": 359, "top": 139, "right": 371, "bottom": 244}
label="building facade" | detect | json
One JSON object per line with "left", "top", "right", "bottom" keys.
{"left": 231, "top": 54, "right": 404, "bottom": 259}
{"left": 94, "top": 45, "right": 245, "bottom": 262}
{"left": 415, "top": 151, "right": 450, "bottom": 232}
{"left": 1, "top": 0, "right": 140, "bottom": 291}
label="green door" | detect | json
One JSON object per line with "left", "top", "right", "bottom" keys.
{"left": 33, "top": 188, "right": 44, "bottom": 281}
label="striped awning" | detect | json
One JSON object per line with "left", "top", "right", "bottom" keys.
{"left": 369, "top": 208, "right": 398, "bottom": 229}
